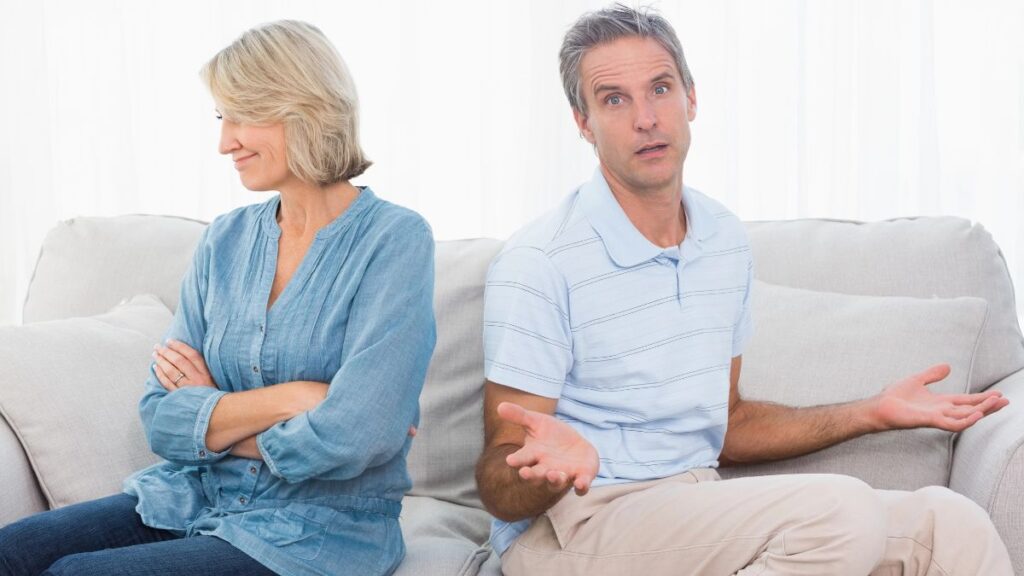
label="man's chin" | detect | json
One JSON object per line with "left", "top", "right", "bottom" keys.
{"left": 625, "top": 168, "right": 681, "bottom": 194}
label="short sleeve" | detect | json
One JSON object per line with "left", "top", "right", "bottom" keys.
{"left": 483, "top": 247, "right": 573, "bottom": 398}
{"left": 731, "top": 255, "right": 754, "bottom": 357}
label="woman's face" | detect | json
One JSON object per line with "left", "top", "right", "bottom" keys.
{"left": 218, "top": 115, "right": 295, "bottom": 192}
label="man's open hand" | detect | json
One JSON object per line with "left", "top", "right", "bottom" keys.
{"left": 497, "top": 401, "right": 599, "bottom": 496}
{"left": 874, "top": 364, "right": 1009, "bottom": 432}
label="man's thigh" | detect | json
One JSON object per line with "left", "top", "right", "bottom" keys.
{"left": 0, "top": 493, "right": 176, "bottom": 576}
{"left": 502, "top": 470, "right": 887, "bottom": 576}
{"left": 41, "top": 535, "right": 278, "bottom": 576}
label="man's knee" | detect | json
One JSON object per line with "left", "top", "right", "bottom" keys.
{"left": 915, "top": 485, "right": 996, "bottom": 533}
{"left": 798, "top": 475, "right": 888, "bottom": 572}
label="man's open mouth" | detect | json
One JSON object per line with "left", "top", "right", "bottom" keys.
{"left": 637, "top": 144, "right": 668, "bottom": 154}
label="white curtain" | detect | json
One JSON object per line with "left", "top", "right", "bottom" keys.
{"left": 1, "top": 0, "right": 1022, "bottom": 326}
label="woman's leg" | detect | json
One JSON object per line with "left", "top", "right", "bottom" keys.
{"left": 41, "top": 536, "right": 278, "bottom": 576}
{"left": 0, "top": 493, "right": 176, "bottom": 576}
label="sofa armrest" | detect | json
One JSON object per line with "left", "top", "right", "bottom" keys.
{"left": 949, "top": 368, "right": 1024, "bottom": 574}
{"left": 0, "top": 415, "right": 48, "bottom": 526}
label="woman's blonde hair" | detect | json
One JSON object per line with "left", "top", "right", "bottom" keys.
{"left": 200, "top": 20, "right": 370, "bottom": 185}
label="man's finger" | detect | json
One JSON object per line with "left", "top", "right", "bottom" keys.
{"left": 977, "top": 395, "right": 1009, "bottom": 416}
{"left": 938, "top": 411, "right": 983, "bottom": 432}
{"left": 917, "top": 364, "right": 951, "bottom": 385}
{"left": 545, "top": 470, "right": 570, "bottom": 493}
{"left": 496, "top": 402, "right": 540, "bottom": 432}
{"left": 947, "top": 391, "right": 1003, "bottom": 405}
{"left": 943, "top": 404, "right": 977, "bottom": 420}
{"left": 507, "top": 446, "right": 539, "bottom": 469}
{"left": 573, "top": 473, "right": 594, "bottom": 496}
{"left": 984, "top": 397, "right": 1011, "bottom": 416}
{"left": 518, "top": 465, "right": 550, "bottom": 486}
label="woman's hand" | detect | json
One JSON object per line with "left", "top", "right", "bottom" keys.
{"left": 152, "top": 339, "right": 218, "bottom": 391}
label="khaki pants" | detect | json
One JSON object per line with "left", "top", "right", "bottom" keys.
{"left": 501, "top": 469, "right": 1012, "bottom": 576}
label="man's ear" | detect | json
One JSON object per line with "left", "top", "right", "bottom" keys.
{"left": 686, "top": 84, "right": 697, "bottom": 122}
{"left": 572, "top": 107, "right": 596, "bottom": 144}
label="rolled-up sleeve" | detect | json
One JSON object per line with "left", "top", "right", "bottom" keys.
{"left": 257, "top": 217, "right": 436, "bottom": 484}
{"left": 138, "top": 226, "right": 231, "bottom": 466}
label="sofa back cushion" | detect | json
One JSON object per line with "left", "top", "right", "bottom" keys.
{"left": 721, "top": 280, "right": 989, "bottom": 489}
{"left": 406, "top": 239, "right": 503, "bottom": 508}
{"left": 23, "top": 215, "right": 206, "bottom": 324}
{"left": 746, "top": 217, "right": 1024, "bottom": 392}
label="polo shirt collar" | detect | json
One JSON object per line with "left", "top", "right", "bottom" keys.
{"left": 579, "top": 167, "right": 720, "bottom": 268}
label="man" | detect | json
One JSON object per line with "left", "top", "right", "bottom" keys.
{"left": 475, "top": 4, "right": 1013, "bottom": 575}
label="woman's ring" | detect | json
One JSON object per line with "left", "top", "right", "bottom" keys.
{"left": 172, "top": 372, "right": 186, "bottom": 385}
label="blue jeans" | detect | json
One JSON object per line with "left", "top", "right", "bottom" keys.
{"left": 0, "top": 493, "right": 278, "bottom": 575}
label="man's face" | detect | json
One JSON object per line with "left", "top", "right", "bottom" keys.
{"left": 573, "top": 36, "right": 697, "bottom": 194}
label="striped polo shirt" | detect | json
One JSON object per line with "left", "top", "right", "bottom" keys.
{"left": 483, "top": 168, "right": 754, "bottom": 556}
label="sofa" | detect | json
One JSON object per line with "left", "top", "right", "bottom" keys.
{"left": 0, "top": 211, "right": 1021, "bottom": 575}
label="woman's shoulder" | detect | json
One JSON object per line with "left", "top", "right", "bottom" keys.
{"left": 362, "top": 190, "right": 433, "bottom": 241}
{"left": 202, "top": 195, "right": 278, "bottom": 244}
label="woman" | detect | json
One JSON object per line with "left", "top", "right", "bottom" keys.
{"left": 0, "top": 20, "right": 435, "bottom": 576}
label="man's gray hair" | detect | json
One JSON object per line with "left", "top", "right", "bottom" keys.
{"left": 559, "top": 3, "right": 694, "bottom": 114}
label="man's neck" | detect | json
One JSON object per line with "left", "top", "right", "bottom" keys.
{"left": 600, "top": 165, "right": 687, "bottom": 249}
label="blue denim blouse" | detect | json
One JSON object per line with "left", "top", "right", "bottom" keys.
{"left": 123, "top": 189, "right": 436, "bottom": 576}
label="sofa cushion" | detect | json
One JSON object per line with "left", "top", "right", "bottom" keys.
{"left": 746, "top": 217, "right": 1024, "bottom": 392}
{"left": 720, "top": 280, "right": 989, "bottom": 489}
{"left": 407, "top": 239, "right": 504, "bottom": 509}
{"left": 0, "top": 418, "right": 47, "bottom": 526}
{"left": 0, "top": 294, "right": 168, "bottom": 507}
{"left": 397, "top": 496, "right": 492, "bottom": 576}
{"left": 23, "top": 215, "right": 205, "bottom": 324}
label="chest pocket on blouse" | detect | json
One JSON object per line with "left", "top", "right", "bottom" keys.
{"left": 256, "top": 503, "right": 336, "bottom": 561}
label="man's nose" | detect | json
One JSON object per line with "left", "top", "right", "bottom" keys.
{"left": 634, "top": 98, "right": 657, "bottom": 131}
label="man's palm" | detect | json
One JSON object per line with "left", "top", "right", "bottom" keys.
{"left": 497, "top": 402, "right": 600, "bottom": 495}
{"left": 877, "top": 364, "right": 1008, "bottom": 432}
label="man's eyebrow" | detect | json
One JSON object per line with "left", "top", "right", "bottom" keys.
{"left": 650, "top": 72, "right": 675, "bottom": 84}
{"left": 593, "top": 83, "right": 622, "bottom": 96}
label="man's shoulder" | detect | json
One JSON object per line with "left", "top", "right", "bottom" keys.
{"left": 688, "top": 187, "right": 749, "bottom": 247}
{"left": 498, "top": 191, "right": 593, "bottom": 263}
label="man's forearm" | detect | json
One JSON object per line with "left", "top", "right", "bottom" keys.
{"left": 720, "top": 398, "right": 882, "bottom": 466}
{"left": 476, "top": 445, "right": 569, "bottom": 522}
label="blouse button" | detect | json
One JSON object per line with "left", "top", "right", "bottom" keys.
{"left": 252, "top": 366, "right": 260, "bottom": 374}
{"left": 249, "top": 465, "right": 257, "bottom": 474}
{"left": 239, "top": 496, "right": 247, "bottom": 505}
{"left": 198, "top": 450, "right": 207, "bottom": 459}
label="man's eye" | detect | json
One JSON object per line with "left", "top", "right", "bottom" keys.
{"left": 607, "top": 95, "right": 622, "bottom": 105}
{"left": 654, "top": 85, "right": 668, "bottom": 95}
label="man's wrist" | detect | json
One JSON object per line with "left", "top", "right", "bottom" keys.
{"left": 858, "top": 395, "right": 889, "bottom": 433}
